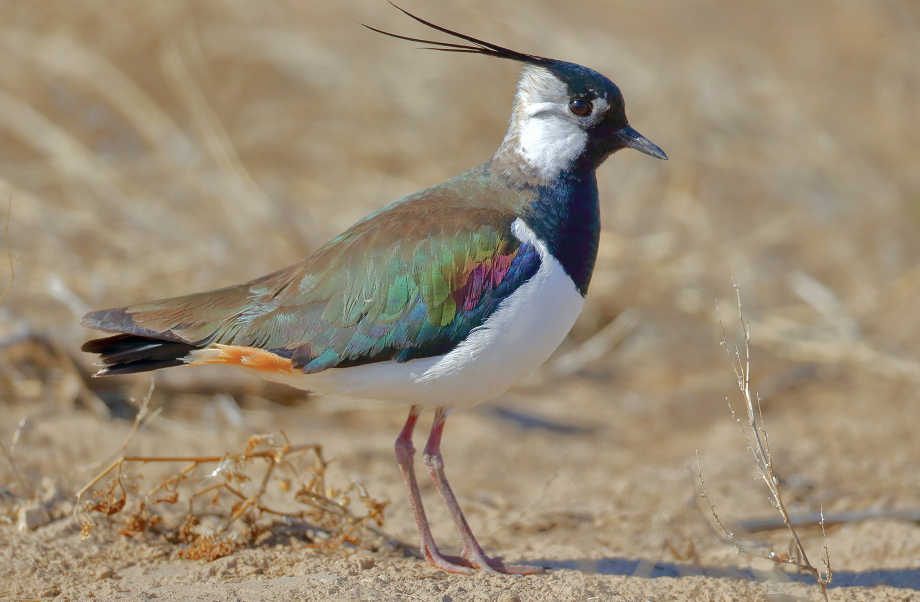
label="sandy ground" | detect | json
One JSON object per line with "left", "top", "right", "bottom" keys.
{"left": 2, "top": 0, "right": 920, "bottom": 600}
{"left": 2, "top": 366, "right": 920, "bottom": 601}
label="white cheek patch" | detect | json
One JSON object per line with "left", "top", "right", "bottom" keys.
{"left": 499, "top": 65, "right": 593, "bottom": 181}
{"left": 517, "top": 116, "right": 588, "bottom": 181}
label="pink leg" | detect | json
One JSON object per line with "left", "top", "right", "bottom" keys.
{"left": 422, "top": 407, "right": 544, "bottom": 575}
{"left": 395, "top": 406, "right": 477, "bottom": 574}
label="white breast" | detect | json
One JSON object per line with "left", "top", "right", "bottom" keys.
{"left": 239, "top": 219, "right": 586, "bottom": 409}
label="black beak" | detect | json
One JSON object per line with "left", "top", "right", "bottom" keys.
{"left": 617, "top": 125, "right": 667, "bottom": 160}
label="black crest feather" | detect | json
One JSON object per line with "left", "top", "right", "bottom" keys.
{"left": 363, "top": 3, "right": 551, "bottom": 66}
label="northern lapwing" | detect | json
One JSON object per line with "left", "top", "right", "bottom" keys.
{"left": 81, "top": 5, "right": 667, "bottom": 575}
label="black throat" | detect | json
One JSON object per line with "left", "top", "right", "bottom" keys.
{"left": 521, "top": 170, "right": 600, "bottom": 297}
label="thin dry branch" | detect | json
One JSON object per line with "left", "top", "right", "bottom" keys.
{"left": 1, "top": 418, "right": 32, "bottom": 498}
{"left": 695, "top": 451, "right": 743, "bottom": 555}
{"left": 526, "top": 308, "right": 641, "bottom": 383}
{"left": 74, "top": 409, "right": 388, "bottom": 559}
{"left": 0, "top": 198, "right": 12, "bottom": 307}
{"left": 701, "top": 284, "right": 832, "bottom": 601}
{"left": 0, "top": 204, "right": 29, "bottom": 497}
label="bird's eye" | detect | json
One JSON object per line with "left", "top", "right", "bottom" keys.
{"left": 569, "top": 99, "right": 592, "bottom": 116}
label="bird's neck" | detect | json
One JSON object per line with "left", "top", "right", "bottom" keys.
{"left": 486, "top": 155, "right": 601, "bottom": 297}
{"left": 524, "top": 171, "right": 600, "bottom": 297}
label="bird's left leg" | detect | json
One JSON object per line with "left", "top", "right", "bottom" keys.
{"left": 422, "top": 407, "right": 544, "bottom": 575}
{"left": 395, "top": 406, "right": 477, "bottom": 574}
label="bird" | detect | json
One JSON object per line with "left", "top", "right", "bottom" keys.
{"left": 80, "top": 5, "right": 667, "bottom": 575}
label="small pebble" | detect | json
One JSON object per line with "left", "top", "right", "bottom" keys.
{"left": 96, "top": 568, "right": 115, "bottom": 580}
{"left": 358, "top": 557, "right": 376, "bottom": 570}
{"left": 17, "top": 502, "right": 50, "bottom": 532}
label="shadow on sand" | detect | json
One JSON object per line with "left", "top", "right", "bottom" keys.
{"left": 536, "top": 558, "right": 919, "bottom": 590}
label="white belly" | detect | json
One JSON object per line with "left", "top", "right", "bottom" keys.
{"left": 239, "top": 219, "right": 585, "bottom": 409}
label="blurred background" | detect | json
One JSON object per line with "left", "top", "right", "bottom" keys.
{"left": 1, "top": 0, "right": 920, "bottom": 577}
{"left": 2, "top": 0, "right": 919, "bottom": 415}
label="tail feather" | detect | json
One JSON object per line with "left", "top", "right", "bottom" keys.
{"left": 82, "top": 333, "right": 200, "bottom": 376}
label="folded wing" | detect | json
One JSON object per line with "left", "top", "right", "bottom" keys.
{"left": 83, "top": 194, "right": 540, "bottom": 376}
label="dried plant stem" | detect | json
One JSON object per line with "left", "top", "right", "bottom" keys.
{"left": 0, "top": 437, "right": 30, "bottom": 497}
{"left": 695, "top": 451, "right": 742, "bottom": 555}
{"left": 701, "top": 284, "right": 832, "bottom": 601}
{"left": 0, "top": 201, "right": 28, "bottom": 496}
{"left": 0, "top": 198, "right": 12, "bottom": 307}
{"left": 74, "top": 393, "right": 386, "bottom": 558}
{"left": 75, "top": 442, "right": 323, "bottom": 523}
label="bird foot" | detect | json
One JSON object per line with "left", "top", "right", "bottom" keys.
{"left": 420, "top": 545, "right": 544, "bottom": 575}
{"left": 460, "top": 545, "right": 545, "bottom": 575}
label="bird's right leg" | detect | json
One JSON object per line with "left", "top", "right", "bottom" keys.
{"left": 395, "top": 405, "right": 476, "bottom": 574}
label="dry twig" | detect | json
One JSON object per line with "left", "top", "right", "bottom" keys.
{"left": 698, "top": 284, "right": 832, "bottom": 600}
{"left": 74, "top": 383, "right": 388, "bottom": 560}
{"left": 0, "top": 201, "right": 31, "bottom": 498}
{"left": 0, "top": 198, "right": 12, "bottom": 307}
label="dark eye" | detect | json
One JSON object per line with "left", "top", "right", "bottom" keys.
{"left": 569, "top": 99, "right": 592, "bottom": 116}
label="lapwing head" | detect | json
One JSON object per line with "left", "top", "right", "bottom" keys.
{"left": 367, "top": 4, "right": 667, "bottom": 182}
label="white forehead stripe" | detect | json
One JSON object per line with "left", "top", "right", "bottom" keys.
{"left": 592, "top": 97, "right": 610, "bottom": 115}
{"left": 516, "top": 66, "right": 569, "bottom": 104}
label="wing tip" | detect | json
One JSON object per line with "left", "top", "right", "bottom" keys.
{"left": 81, "top": 306, "right": 136, "bottom": 332}
{"left": 81, "top": 306, "right": 195, "bottom": 347}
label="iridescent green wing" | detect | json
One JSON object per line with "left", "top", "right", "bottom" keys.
{"left": 83, "top": 197, "right": 540, "bottom": 373}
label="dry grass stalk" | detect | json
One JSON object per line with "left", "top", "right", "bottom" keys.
{"left": 525, "top": 307, "right": 641, "bottom": 384}
{"left": 74, "top": 382, "right": 388, "bottom": 560}
{"left": 698, "top": 285, "right": 832, "bottom": 601}
{"left": 0, "top": 201, "right": 30, "bottom": 499}
{"left": 0, "top": 198, "right": 11, "bottom": 307}
{"left": 1, "top": 418, "right": 31, "bottom": 501}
